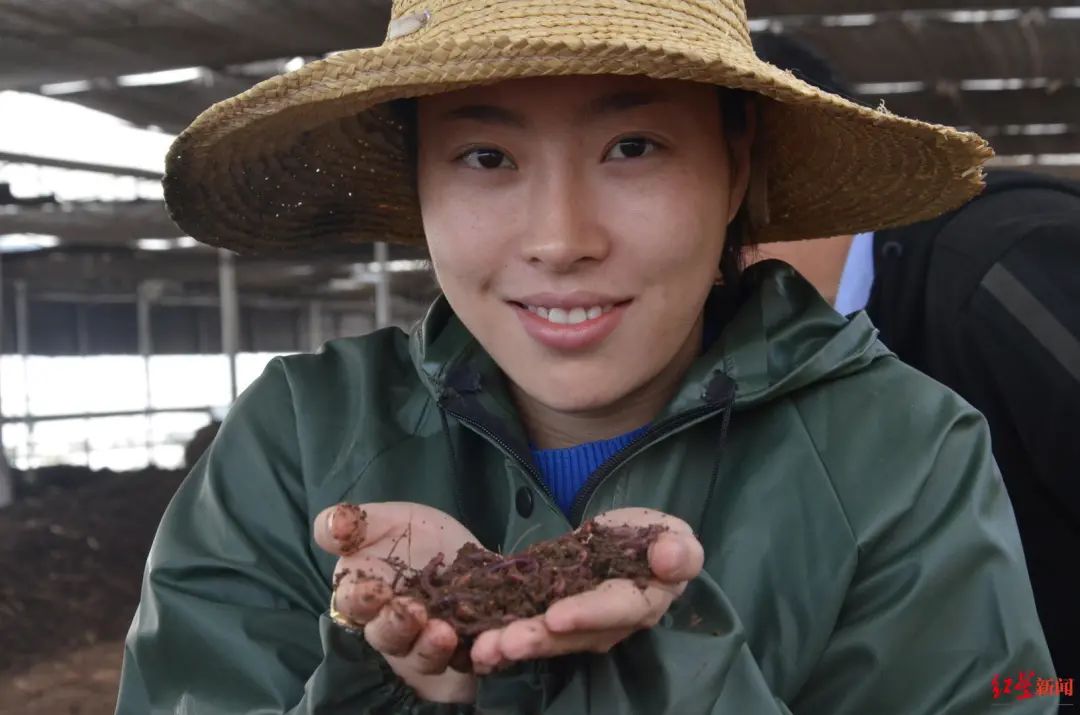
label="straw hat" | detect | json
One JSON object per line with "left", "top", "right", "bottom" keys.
{"left": 164, "top": 0, "right": 993, "bottom": 254}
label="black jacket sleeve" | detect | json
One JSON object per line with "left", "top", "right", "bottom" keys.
{"left": 919, "top": 210, "right": 1080, "bottom": 679}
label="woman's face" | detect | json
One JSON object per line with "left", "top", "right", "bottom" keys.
{"left": 417, "top": 75, "right": 751, "bottom": 417}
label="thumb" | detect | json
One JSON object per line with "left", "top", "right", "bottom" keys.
{"left": 314, "top": 503, "right": 370, "bottom": 556}
{"left": 648, "top": 532, "right": 704, "bottom": 584}
{"left": 314, "top": 501, "right": 443, "bottom": 557}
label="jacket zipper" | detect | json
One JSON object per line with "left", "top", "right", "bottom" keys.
{"left": 443, "top": 393, "right": 734, "bottom": 527}
{"left": 439, "top": 404, "right": 561, "bottom": 511}
{"left": 568, "top": 401, "right": 731, "bottom": 526}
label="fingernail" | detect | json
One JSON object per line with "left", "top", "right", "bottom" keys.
{"left": 656, "top": 537, "right": 682, "bottom": 561}
{"left": 331, "top": 504, "right": 366, "bottom": 554}
{"left": 545, "top": 608, "right": 572, "bottom": 633}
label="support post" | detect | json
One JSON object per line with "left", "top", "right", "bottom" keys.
{"left": 218, "top": 249, "right": 240, "bottom": 403}
{"left": 14, "top": 280, "right": 32, "bottom": 478}
{"left": 76, "top": 301, "right": 90, "bottom": 467}
{"left": 308, "top": 300, "right": 324, "bottom": 353}
{"left": 0, "top": 253, "right": 10, "bottom": 508}
{"left": 374, "top": 242, "right": 391, "bottom": 329}
{"left": 75, "top": 303, "right": 90, "bottom": 356}
{"left": 137, "top": 282, "right": 154, "bottom": 466}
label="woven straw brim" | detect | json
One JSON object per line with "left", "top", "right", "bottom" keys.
{"left": 164, "top": 35, "right": 993, "bottom": 254}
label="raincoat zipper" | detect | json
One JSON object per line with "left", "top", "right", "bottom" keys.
{"left": 569, "top": 400, "right": 732, "bottom": 526}
{"left": 442, "top": 381, "right": 734, "bottom": 528}
{"left": 439, "top": 404, "right": 562, "bottom": 512}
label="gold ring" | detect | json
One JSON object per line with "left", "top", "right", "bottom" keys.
{"left": 329, "top": 582, "right": 365, "bottom": 636}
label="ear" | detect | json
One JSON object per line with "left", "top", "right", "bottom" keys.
{"left": 726, "top": 98, "right": 758, "bottom": 226}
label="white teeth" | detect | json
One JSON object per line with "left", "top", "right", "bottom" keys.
{"left": 547, "top": 307, "right": 569, "bottom": 324}
{"left": 525, "top": 304, "right": 614, "bottom": 325}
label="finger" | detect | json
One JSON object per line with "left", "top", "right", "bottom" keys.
{"left": 314, "top": 503, "right": 369, "bottom": 556}
{"left": 364, "top": 597, "right": 428, "bottom": 657}
{"left": 315, "top": 502, "right": 431, "bottom": 558}
{"left": 648, "top": 532, "right": 704, "bottom": 583}
{"left": 333, "top": 575, "right": 394, "bottom": 625}
{"left": 496, "top": 617, "right": 551, "bottom": 661}
{"left": 544, "top": 579, "right": 681, "bottom": 633}
{"left": 497, "top": 619, "right": 631, "bottom": 661}
{"left": 470, "top": 629, "right": 504, "bottom": 674}
{"left": 396, "top": 618, "right": 458, "bottom": 675}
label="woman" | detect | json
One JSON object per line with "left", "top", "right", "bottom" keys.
{"left": 117, "top": 1, "right": 1056, "bottom": 712}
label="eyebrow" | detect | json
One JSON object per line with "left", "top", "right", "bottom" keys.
{"left": 439, "top": 89, "right": 671, "bottom": 128}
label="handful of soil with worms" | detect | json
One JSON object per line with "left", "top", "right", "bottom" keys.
{"left": 336, "top": 509, "right": 667, "bottom": 641}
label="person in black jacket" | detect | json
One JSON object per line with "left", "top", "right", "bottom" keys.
{"left": 754, "top": 32, "right": 1080, "bottom": 681}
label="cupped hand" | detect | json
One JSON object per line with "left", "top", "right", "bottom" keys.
{"left": 313, "top": 502, "right": 479, "bottom": 704}
{"left": 469, "top": 508, "right": 704, "bottom": 675}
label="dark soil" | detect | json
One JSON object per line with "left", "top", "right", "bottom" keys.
{"left": 389, "top": 519, "right": 665, "bottom": 638}
{"left": 0, "top": 466, "right": 184, "bottom": 675}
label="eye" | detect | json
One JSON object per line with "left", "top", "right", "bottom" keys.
{"left": 605, "top": 136, "right": 659, "bottom": 161}
{"left": 459, "top": 147, "right": 516, "bottom": 170}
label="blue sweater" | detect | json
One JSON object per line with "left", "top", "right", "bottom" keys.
{"left": 531, "top": 424, "right": 650, "bottom": 517}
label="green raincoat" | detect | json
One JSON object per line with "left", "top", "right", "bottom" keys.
{"left": 116, "top": 262, "right": 1057, "bottom": 713}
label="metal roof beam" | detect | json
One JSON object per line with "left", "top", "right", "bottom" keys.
{"left": 0, "top": 151, "right": 162, "bottom": 180}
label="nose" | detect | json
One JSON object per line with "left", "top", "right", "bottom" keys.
{"left": 519, "top": 167, "right": 610, "bottom": 272}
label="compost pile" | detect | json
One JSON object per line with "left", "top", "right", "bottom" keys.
{"left": 0, "top": 467, "right": 184, "bottom": 675}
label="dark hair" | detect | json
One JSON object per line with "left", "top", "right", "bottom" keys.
{"left": 390, "top": 87, "right": 751, "bottom": 297}
{"left": 715, "top": 90, "right": 750, "bottom": 301}
{"left": 389, "top": 98, "right": 419, "bottom": 171}
{"left": 752, "top": 33, "right": 857, "bottom": 101}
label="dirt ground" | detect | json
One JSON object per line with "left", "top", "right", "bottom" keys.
{"left": 0, "top": 467, "right": 184, "bottom": 714}
{"left": 0, "top": 641, "right": 123, "bottom": 715}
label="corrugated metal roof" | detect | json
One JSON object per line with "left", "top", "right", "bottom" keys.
{"left": 0, "top": 0, "right": 1075, "bottom": 308}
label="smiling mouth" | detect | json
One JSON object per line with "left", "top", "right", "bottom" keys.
{"left": 511, "top": 300, "right": 631, "bottom": 326}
